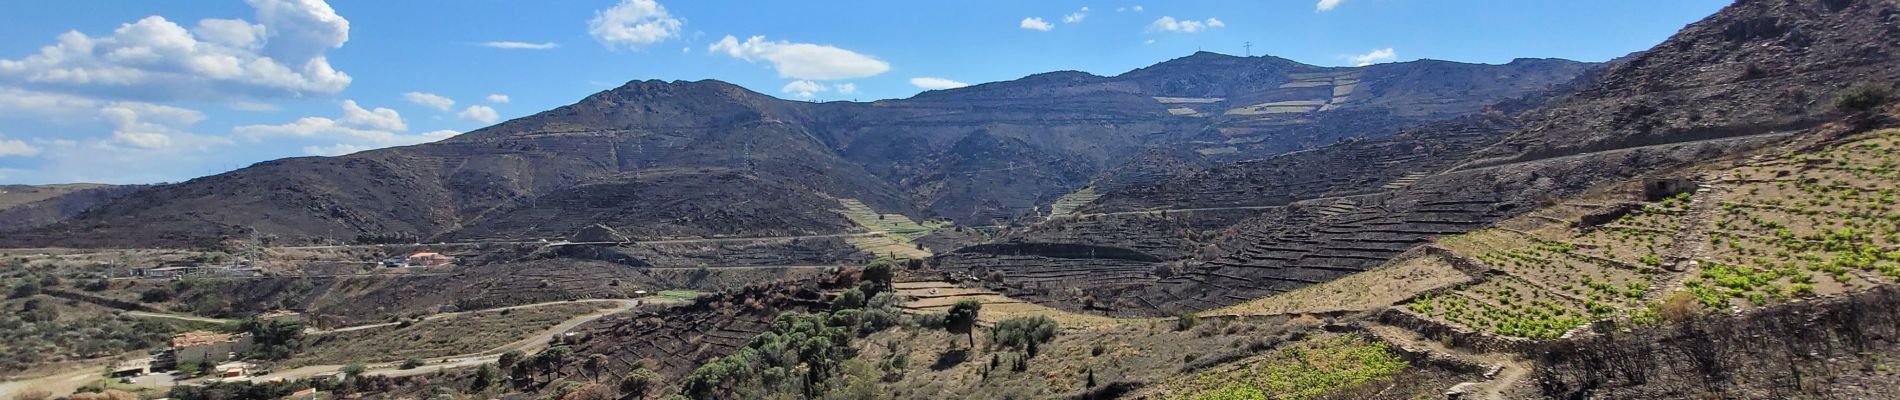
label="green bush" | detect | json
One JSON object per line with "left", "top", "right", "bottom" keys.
{"left": 990, "top": 315, "right": 1059, "bottom": 357}
{"left": 619, "top": 367, "right": 659, "bottom": 397}
{"left": 1176, "top": 312, "right": 1199, "bottom": 331}
{"left": 400, "top": 358, "right": 424, "bottom": 369}
{"left": 1836, "top": 84, "right": 1893, "bottom": 112}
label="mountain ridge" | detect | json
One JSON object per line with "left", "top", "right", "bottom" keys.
{"left": 1, "top": 53, "right": 1595, "bottom": 248}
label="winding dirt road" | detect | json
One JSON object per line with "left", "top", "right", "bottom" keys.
{"left": 1, "top": 299, "right": 639, "bottom": 397}
{"left": 246, "top": 299, "right": 637, "bottom": 382}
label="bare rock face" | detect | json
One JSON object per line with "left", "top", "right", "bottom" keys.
{"left": 571, "top": 224, "right": 629, "bottom": 243}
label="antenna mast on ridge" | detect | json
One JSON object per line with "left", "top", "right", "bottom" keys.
{"left": 1244, "top": 42, "right": 1252, "bottom": 57}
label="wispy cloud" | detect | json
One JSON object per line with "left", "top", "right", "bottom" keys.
{"left": 401, "top": 92, "right": 455, "bottom": 111}
{"left": 1317, "top": 0, "right": 1346, "bottom": 12}
{"left": 479, "top": 41, "right": 559, "bottom": 50}
{"left": 1063, "top": 7, "right": 1090, "bottom": 24}
{"left": 1147, "top": 16, "right": 1225, "bottom": 33}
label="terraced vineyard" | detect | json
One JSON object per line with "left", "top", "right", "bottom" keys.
{"left": 1205, "top": 252, "right": 1476, "bottom": 317}
{"left": 892, "top": 281, "right": 1128, "bottom": 328}
{"left": 834, "top": 198, "right": 937, "bottom": 259}
{"left": 1045, "top": 186, "right": 1101, "bottom": 219}
{"left": 1397, "top": 129, "right": 1900, "bottom": 340}
{"left": 1145, "top": 333, "right": 1408, "bottom": 400}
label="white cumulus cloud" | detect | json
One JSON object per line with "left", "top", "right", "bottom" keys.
{"left": 1020, "top": 17, "right": 1054, "bottom": 31}
{"left": 1317, "top": 0, "right": 1346, "bottom": 12}
{"left": 1147, "top": 16, "right": 1226, "bottom": 33}
{"left": 458, "top": 105, "right": 499, "bottom": 124}
{"left": 910, "top": 77, "right": 969, "bottom": 90}
{"left": 479, "top": 41, "right": 558, "bottom": 50}
{"left": 235, "top": 100, "right": 411, "bottom": 145}
{"left": 0, "top": 0, "right": 352, "bottom": 101}
{"left": 401, "top": 92, "right": 455, "bottom": 111}
{"left": 589, "top": 0, "right": 683, "bottom": 49}
{"left": 98, "top": 102, "right": 208, "bottom": 149}
{"left": 0, "top": 132, "right": 40, "bottom": 157}
{"left": 1349, "top": 48, "right": 1397, "bottom": 66}
{"left": 781, "top": 80, "right": 828, "bottom": 98}
{"left": 834, "top": 82, "right": 857, "bottom": 95}
{"left": 485, "top": 94, "right": 510, "bottom": 104}
{"left": 708, "top": 35, "right": 889, "bottom": 81}
{"left": 339, "top": 100, "right": 406, "bottom": 131}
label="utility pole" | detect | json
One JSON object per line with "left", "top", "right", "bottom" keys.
{"left": 1244, "top": 42, "right": 1252, "bottom": 57}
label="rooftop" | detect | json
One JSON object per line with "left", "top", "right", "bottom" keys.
{"left": 171, "top": 331, "right": 240, "bottom": 347}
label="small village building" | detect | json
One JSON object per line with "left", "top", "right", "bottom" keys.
{"left": 160, "top": 331, "right": 252, "bottom": 369}
{"left": 406, "top": 252, "right": 453, "bottom": 267}
{"left": 257, "top": 310, "right": 302, "bottom": 324}
{"left": 144, "top": 266, "right": 196, "bottom": 277}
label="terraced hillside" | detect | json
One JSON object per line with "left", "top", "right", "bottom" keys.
{"left": 1399, "top": 129, "right": 1900, "bottom": 341}
{"left": 938, "top": 0, "right": 1900, "bottom": 318}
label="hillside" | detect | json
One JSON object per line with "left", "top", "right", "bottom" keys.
{"left": 0, "top": 184, "right": 143, "bottom": 233}
{"left": 943, "top": 0, "right": 1900, "bottom": 317}
{"left": 3, "top": 55, "right": 1590, "bottom": 248}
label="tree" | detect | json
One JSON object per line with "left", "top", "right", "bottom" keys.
{"left": 558, "top": 383, "right": 614, "bottom": 400}
{"left": 946, "top": 299, "right": 982, "bottom": 348}
{"left": 835, "top": 288, "right": 867, "bottom": 310}
{"left": 585, "top": 354, "right": 607, "bottom": 382}
{"left": 238, "top": 318, "right": 305, "bottom": 360}
{"left": 341, "top": 363, "right": 366, "bottom": 380}
{"left": 499, "top": 350, "right": 524, "bottom": 369}
{"left": 862, "top": 259, "right": 895, "bottom": 295}
{"left": 472, "top": 364, "right": 497, "bottom": 391}
{"left": 139, "top": 287, "right": 173, "bottom": 303}
{"left": 618, "top": 367, "right": 659, "bottom": 398}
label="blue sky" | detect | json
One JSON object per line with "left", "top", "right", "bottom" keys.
{"left": 0, "top": 0, "right": 1730, "bottom": 185}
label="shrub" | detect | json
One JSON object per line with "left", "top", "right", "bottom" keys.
{"left": 834, "top": 288, "right": 866, "bottom": 310}
{"left": 1836, "top": 84, "right": 1893, "bottom": 112}
{"left": 1176, "top": 312, "right": 1199, "bottom": 331}
{"left": 619, "top": 368, "right": 659, "bottom": 397}
{"left": 498, "top": 350, "right": 524, "bottom": 369}
{"left": 399, "top": 358, "right": 424, "bottom": 369}
{"left": 990, "top": 315, "right": 1059, "bottom": 356}
{"left": 472, "top": 364, "right": 496, "bottom": 390}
